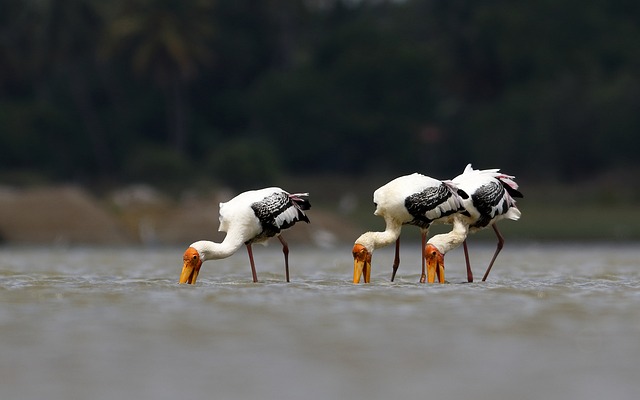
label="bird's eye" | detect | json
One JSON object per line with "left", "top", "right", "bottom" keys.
{"left": 431, "top": 251, "right": 436, "bottom": 256}
{"left": 193, "top": 255, "right": 197, "bottom": 260}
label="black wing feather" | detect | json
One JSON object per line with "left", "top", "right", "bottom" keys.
{"left": 405, "top": 184, "right": 463, "bottom": 229}
{"left": 250, "top": 192, "right": 310, "bottom": 241}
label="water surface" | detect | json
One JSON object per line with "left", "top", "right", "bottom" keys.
{"left": 1, "top": 243, "right": 639, "bottom": 400}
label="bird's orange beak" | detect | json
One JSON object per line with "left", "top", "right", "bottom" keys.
{"left": 352, "top": 244, "right": 372, "bottom": 283}
{"left": 425, "top": 244, "right": 445, "bottom": 283}
{"left": 179, "top": 247, "right": 202, "bottom": 284}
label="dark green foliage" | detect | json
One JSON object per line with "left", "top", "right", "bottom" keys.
{"left": 1, "top": 0, "right": 639, "bottom": 189}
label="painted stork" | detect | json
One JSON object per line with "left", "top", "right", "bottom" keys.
{"left": 425, "top": 164, "right": 523, "bottom": 283}
{"left": 352, "top": 173, "right": 466, "bottom": 284}
{"left": 179, "top": 188, "right": 311, "bottom": 284}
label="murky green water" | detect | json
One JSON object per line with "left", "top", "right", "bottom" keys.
{"left": 1, "top": 243, "right": 640, "bottom": 400}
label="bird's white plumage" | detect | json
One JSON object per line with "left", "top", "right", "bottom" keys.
{"left": 274, "top": 206, "right": 301, "bottom": 230}
{"left": 452, "top": 163, "right": 520, "bottom": 233}
{"left": 218, "top": 187, "right": 282, "bottom": 236}
{"left": 372, "top": 173, "right": 444, "bottom": 222}
{"left": 428, "top": 216, "right": 469, "bottom": 254}
{"left": 426, "top": 164, "right": 522, "bottom": 282}
{"left": 183, "top": 187, "right": 310, "bottom": 283}
{"left": 355, "top": 173, "right": 464, "bottom": 252}
{"left": 191, "top": 187, "right": 310, "bottom": 260}
{"left": 353, "top": 172, "right": 467, "bottom": 283}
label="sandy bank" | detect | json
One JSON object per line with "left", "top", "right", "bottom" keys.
{"left": 0, "top": 185, "right": 360, "bottom": 247}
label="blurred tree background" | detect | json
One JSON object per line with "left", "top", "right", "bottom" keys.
{"left": 1, "top": 0, "right": 639, "bottom": 192}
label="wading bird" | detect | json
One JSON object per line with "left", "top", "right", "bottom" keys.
{"left": 352, "top": 173, "right": 466, "bottom": 283}
{"left": 179, "top": 188, "right": 311, "bottom": 284}
{"left": 425, "top": 164, "right": 522, "bottom": 283}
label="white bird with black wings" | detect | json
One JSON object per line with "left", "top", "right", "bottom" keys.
{"left": 179, "top": 188, "right": 311, "bottom": 284}
{"left": 425, "top": 164, "right": 523, "bottom": 283}
{"left": 352, "top": 173, "right": 466, "bottom": 284}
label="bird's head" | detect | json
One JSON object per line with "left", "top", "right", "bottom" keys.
{"left": 424, "top": 243, "right": 445, "bottom": 283}
{"left": 352, "top": 243, "right": 372, "bottom": 283}
{"left": 179, "top": 246, "right": 203, "bottom": 284}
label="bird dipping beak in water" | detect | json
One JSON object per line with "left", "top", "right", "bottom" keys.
{"left": 180, "top": 247, "right": 202, "bottom": 284}
{"left": 352, "top": 244, "right": 372, "bottom": 283}
{"left": 424, "top": 243, "right": 446, "bottom": 283}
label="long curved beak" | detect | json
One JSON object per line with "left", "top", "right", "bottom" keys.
{"left": 425, "top": 244, "right": 445, "bottom": 283}
{"left": 352, "top": 244, "right": 372, "bottom": 283}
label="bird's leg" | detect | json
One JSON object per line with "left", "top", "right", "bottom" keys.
{"left": 463, "top": 240, "right": 473, "bottom": 283}
{"left": 482, "top": 224, "right": 505, "bottom": 281}
{"left": 277, "top": 235, "right": 290, "bottom": 283}
{"left": 420, "top": 231, "right": 427, "bottom": 283}
{"left": 245, "top": 244, "right": 259, "bottom": 283}
{"left": 390, "top": 238, "right": 400, "bottom": 282}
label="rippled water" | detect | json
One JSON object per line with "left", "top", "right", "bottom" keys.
{"left": 1, "top": 243, "right": 640, "bottom": 400}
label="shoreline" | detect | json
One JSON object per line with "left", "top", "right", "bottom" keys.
{"left": 1, "top": 183, "right": 639, "bottom": 246}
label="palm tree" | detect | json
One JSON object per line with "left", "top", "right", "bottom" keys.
{"left": 104, "top": 0, "right": 216, "bottom": 155}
